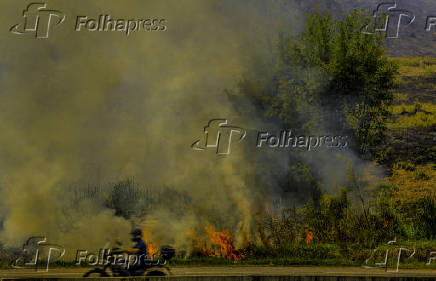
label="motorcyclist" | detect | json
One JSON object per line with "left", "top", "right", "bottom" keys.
{"left": 114, "top": 228, "right": 147, "bottom": 275}
{"left": 83, "top": 229, "right": 174, "bottom": 277}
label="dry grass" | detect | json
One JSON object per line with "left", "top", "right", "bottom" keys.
{"left": 387, "top": 102, "right": 436, "bottom": 129}
{"left": 388, "top": 112, "right": 435, "bottom": 129}
{"left": 391, "top": 57, "right": 436, "bottom": 78}
{"left": 390, "top": 102, "right": 435, "bottom": 115}
{"left": 388, "top": 163, "right": 436, "bottom": 204}
{"left": 393, "top": 93, "right": 409, "bottom": 103}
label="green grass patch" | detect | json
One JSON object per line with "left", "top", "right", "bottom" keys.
{"left": 414, "top": 170, "right": 431, "bottom": 181}
{"left": 388, "top": 112, "right": 436, "bottom": 129}
{"left": 393, "top": 93, "right": 410, "bottom": 103}
{"left": 391, "top": 57, "right": 436, "bottom": 78}
{"left": 388, "top": 163, "right": 435, "bottom": 203}
{"left": 168, "top": 241, "right": 436, "bottom": 268}
{"left": 387, "top": 102, "right": 435, "bottom": 129}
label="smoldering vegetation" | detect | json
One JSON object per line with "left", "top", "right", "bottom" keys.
{"left": 0, "top": 0, "right": 285, "bottom": 253}
{"left": 69, "top": 179, "right": 192, "bottom": 221}
{"left": 0, "top": 0, "right": 434, "bottom": 268}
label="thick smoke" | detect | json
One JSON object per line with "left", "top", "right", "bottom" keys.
{"left": 0, "top": 0, "right": 300, "bottom": 253}
{"left": 0, "top": 0, "right": 383, "bottom": 256}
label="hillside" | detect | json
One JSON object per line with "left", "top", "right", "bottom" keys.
{"left": 339, "top": 0, "right": 436, "bottom": 56}
{"left": 380, "top": 57, "right": 435, "bottom": 205}
{"left": 276, "top": 0, "right": 436, "bottom": 56}
{"left": 377, "top": 57, "right": 436, "bottom": 166}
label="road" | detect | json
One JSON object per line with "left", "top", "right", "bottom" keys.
{"left": 1, "top": 266, "right": 436, "bottom": 279}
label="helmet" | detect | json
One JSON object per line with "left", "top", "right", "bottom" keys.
{"left": 130, "top": 228, "right": 142, "bottom": 239}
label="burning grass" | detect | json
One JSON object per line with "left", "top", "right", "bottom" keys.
{"left": 142, "top": 228, "right": 159, "bottom": 258}
{"left": 198, "top": 226, "right": 244, "bottom": 260}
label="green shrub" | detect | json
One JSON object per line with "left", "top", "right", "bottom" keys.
{"left": 415, "top": 196, "right": 436, "bottom": 239}
{"left": 414, "top": 170, "right": 430, "bottom": 181}
{"left": 394, "top": 161, "right": 416, "bottom": 171}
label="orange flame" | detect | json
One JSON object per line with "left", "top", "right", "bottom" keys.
{"left": 305, "top": 230, "right": 314, "bottom": 245}
{"left": 202, "top": 226, "right": 244, "bottom": 260}
{"left": 142, "top": 228, "right": 159, "bottom": 258}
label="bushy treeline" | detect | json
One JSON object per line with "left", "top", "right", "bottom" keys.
{"left": 74, "top": 170, "right": 434, "bottom": 249}
{"left": 259, "top": 186, "right": 436, "bottom": 249}
{"left": 228, "top": 10, "right": 398, "bottom": 155}
{"left": 224, "top": 9, "right": 435, "bottom": 263}
{"left": 70, "top": 178, "right": 191, "bottom": 219}
{"left": 65, "top": 11, "right": 432, "bottom": 267}
{"left": 244, "top": 182, "right": 436, "bottom": 266}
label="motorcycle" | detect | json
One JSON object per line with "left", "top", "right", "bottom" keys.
{"left": 83, "top": 246, "right": 175, "bottom": 277}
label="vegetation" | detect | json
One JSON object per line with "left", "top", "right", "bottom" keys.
{"left": 229, "top": 10, "right": 398, "bottom": 155}
{"left": 223, "top": 11, "right": 435, "bottom": 268}
{"left": 94, "top": 11, "right": 433, "bottom": 269}
{"left": 1, "top": 9, "right": 434, "bottom": 271}
{"left": 84, "top": 10, "right": 436, "bottom": 271}
{"left": 387, "top": 102, "right": 436, "bottom": 129}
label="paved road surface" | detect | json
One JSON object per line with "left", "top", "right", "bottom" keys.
{"left": 1, "top": 266, "right": 436, "bottom": 279}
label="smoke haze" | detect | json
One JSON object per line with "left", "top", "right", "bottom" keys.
{"left": 0, "top": 0, "right": 384, "bottom": 256}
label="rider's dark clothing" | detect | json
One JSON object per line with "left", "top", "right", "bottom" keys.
{"left": 128, "top": 239, "right": 148, "bottom": 275}
{"left": 133, "top": 239, "right": 147, "bottom": 256}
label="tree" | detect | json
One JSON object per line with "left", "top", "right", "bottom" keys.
{"left": 231, "top": 10, "right": 398, "bottom": 155}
